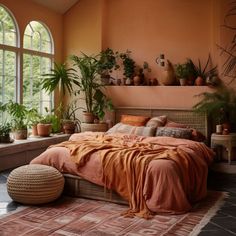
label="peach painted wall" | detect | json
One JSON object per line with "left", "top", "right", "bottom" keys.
{"left": 102, "top": 0, "right": 213, "bottom": 80}
{"left": 64, "top": 0, "right": 233, "bottom": 112}
{"left": 63, "top": 0, "right": 103, "bottom": 58}
{"left": 0, "top": 0, "right": 63, "bottom": 62}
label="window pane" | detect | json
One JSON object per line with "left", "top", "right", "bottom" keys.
{"left": 0, "top": 6, "right": 17, "bottom": 46}
{"left": 23, "top": 21, "right": 52, "bottom": 53}
{"left": 23, "top": 54, "right": 52, "bottom": 112}
{"left": 5, "top": 51, "right": 15, "bottom": 76}
{"left": 0, "top": 50, "right": 16, "bottom": 103}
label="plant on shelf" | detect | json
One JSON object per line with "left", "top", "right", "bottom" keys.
{"left": 193, "top": 85, "right": 236, "bottom": 132}
{"left": 191, "top": 55, "right": 218, "bottom": 86}
{"left": 97, "top": 48, "right": 120, "bottom": 85}
{"left": 119, "top": 50, "right": 136, "bottom": 85}
{"left": 175, "top": 63, "right": 189, "bottom": 86}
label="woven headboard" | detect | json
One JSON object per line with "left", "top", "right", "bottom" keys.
{"left": 115, "top": 107, "right": 209, "bottom": 142}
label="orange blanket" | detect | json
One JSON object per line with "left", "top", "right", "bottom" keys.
{"left": 53, "top": 133, "right": 214, "bottom": 218}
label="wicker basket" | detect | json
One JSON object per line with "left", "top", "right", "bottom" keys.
{"left": 7, "top": 164, "right": 65, "bottom": 205}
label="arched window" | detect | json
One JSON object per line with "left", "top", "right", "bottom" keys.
{"left": 0, "top": 5, "right": 18, "bottom": 104}
{"left": 23, "top": 21, "right": 54, "bottom": 114}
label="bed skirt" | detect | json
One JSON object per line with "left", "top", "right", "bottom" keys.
{"left": 63, "top": 174, "right": 128, "bottom": 205}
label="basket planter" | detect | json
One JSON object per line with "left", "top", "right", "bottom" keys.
{"left": 13, "top": 129, "right": 28, "bottom": 140}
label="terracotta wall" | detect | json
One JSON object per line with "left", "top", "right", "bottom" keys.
{"left": 63, "top": 0, "right": 103, "bottom": 58}
{"left": 63, "top": 0, "right": 233, "bottom": 110}
{"left": 0, "top": 0, "right": 63, "bottom": 62}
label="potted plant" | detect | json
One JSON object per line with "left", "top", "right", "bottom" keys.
{"left": 0, "top": 122, "right": 12, "bottom": 143}
{"left": 97, "top": 48, "right": 120, "bottom": 85}
{"left": 27, "top": 108, "right": 42, "bottom": 136}
{"left": 3, "top": 101, "right": 29, "bottom": 140}
{"left": 191, "top": 55, "right": 218, "bottom": 86}
{"left": 119, "top": 51, "right": 136, "bottom": 85}
{"left": 133, "top": 61, "right": 151, "bottom": 86}
{"left": 175, "top": 63, "right": 189, "bottom": 86}
{"left": 59, "top": 101, "right": 80, "bottom": 134}
{"left": 71, "top": 53, "right": 110, "bottom": 123}
{"left": 193, "top": 85, "right": 236, "bottom": 132}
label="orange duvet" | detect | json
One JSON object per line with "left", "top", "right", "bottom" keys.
{"left": 31, "top": 132, "right": 214, "bottom": 216}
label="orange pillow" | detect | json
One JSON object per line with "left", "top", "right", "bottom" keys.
{"left": 120, "top": 115, "right": 150, "bottom": 126}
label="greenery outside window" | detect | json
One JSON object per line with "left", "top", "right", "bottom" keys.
{"left": 23, "top": 21, "right": 54, "bottom": 114}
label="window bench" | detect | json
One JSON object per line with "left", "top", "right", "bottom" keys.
{"left": 0, "top": 134, "right": 70, "bottom": 172}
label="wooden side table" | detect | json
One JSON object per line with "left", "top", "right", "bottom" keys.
{"left": 81, "top": 123, "right": 108, "bottom": 132}
{"left": 211, "top": 133, "right": 236, "bottom": 165}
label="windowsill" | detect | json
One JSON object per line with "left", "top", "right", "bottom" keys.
{"left": 0, "top": 133, "right": 70, "bottom": 171}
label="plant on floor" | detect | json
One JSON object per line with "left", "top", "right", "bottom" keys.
{"left": 41, "top": 62, "right": 79, "bottom": 96}
{"left": 193, "top": 85, "right": 236, "bottom": 131}
{"left": 71, "top": 52, "right": 113, "bottom": 123}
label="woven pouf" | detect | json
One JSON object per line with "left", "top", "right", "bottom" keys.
{"left": 7, "top": 164, "right": 65, "bottom": 205}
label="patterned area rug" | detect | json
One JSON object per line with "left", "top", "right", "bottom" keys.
{"left": 0, "top": 191, "right": 226, "bottom": 236}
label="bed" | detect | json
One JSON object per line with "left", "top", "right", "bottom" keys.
{"left": 30, "top": 107, "right": 214, "bottom": 218}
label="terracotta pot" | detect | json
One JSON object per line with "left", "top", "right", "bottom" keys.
{"left": 195, "top": 76, "right": 204, "bottom": 86}
{"left": 31, "top": 124, "right": 38, "bottom": 136}
{"left": 179, "top": 78, "right": 187, "bottom": 86}
{"left": 83, "top": 112, "right": 94, "bottom": 123}
{"left": 133, "top": 75, "right": 141, "bottom": 86}
{"left": 13, "top": 129, "right": 28, "bottom": 140}
{"left": 63, "top": 122, "right": 76, "bottom": 134}
{"left": 37, "top": 123, "right": 52, "bottom": 137}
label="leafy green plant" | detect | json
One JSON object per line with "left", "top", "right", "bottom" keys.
{"left": 97, "top": 48, "right": 120, "bottom": 75}
{"left": 27, "top": 108, "right": 42, "bottom": 127}
{"left": 120, "top": 51, "right": 136, "bottom": 79}
{"left": 193, "top": 86, "right": 236, "bottom": 128}
{"left": 93, "top": 89, "right": 113, "bottom": 120}
{"left": 193, "top": 55, "right": 218, "bottom": 80}
{"left": 70, "top": 53, "right": 102, "bottom": 113}
{"left": 0, "top": 122, "right": 11, "bottom": 136}
{"left": 41, "top": 62, "right": 79, "bottom": 96}
{"left": 175, "top": 63, "right": 189, "bottom": 78}
{"left": 2, "top": 101, "right": 29, "bottom": 130}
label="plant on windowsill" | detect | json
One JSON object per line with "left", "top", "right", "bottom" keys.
{"left": 175, "top": 63, "right": 189, "bottom": 86}
{"left": 1, "top": 101, "right": 30, "bottom": 140}
{"left": 27, "top": 108, "right": 42, "bottom": 136}
{"left": 0, "top": 122, "right": 13, "bottom": 143}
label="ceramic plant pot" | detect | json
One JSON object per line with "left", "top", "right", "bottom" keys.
{"left": 37, "top": 123, "right": 52, "bottom": 137}
{"left": 13, "top": 129, "right": 28, "bottom": 140}
{"left": 83, "top": 112, "right": 94, "bottom": 123}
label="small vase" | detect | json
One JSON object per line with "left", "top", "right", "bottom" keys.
{"left": 195, "top": 76, "right": 204, "bottom": 86}
{"left": 133, "top": 75, "right": 141, "bottom": 86}
{"left": 159, "top": 60, "right": 176, "bottom": 85}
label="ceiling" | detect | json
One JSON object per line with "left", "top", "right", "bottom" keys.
{"left": 31, "top": 0, "right": 79, "bottom": 14}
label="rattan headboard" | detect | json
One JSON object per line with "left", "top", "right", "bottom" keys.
{"left": 115, "top": 107, "right": 209, "bottom": 142}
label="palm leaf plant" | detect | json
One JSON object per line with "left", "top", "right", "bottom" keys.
{"left": 41, "top": 62, "right": 79, "bottom": 96}
{"left": 193, "top": 86, "right": 236, "bottom": 131}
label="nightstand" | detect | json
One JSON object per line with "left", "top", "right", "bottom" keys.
{"left": 81, "top": 123, "right": 108, "bottom": 132}
{"left": 211, "top": 133, "right": 236, "bottom": 165}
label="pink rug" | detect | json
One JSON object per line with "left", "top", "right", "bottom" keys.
{"left": 0, "top": 191, "right": 226, "bottom": 236}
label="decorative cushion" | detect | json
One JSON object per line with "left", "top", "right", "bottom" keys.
{"left": 156, "top": 127, "right": 192, "bottom": 139}
{"left": 191, "top": 129, "right": 206, "bottom": 142}
{"left": 165, "top": 120, "right": 188, "bottom": 128}
{"left": 146, "top": 115, "right": 167, "bottom": 128}
{"left": 107, "top": 123, "right": 155, "bottom": 137}
{"left": 7, "top": 164, "right": 65, "bottom": 205}
{"left": 120, "top": 115, "right": 150, "bottom": 126}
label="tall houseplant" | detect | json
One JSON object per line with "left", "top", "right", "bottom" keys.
{"left": 71, "top": 53, "right": 113, "bottom": 123}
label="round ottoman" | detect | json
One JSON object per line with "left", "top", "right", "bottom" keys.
{"left": 7, "top": 164, "right": 65, "bottom": 205}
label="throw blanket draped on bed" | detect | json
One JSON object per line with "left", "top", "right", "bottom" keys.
{"left": 52, "top": 134, "right": 214, "bottom": 219}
